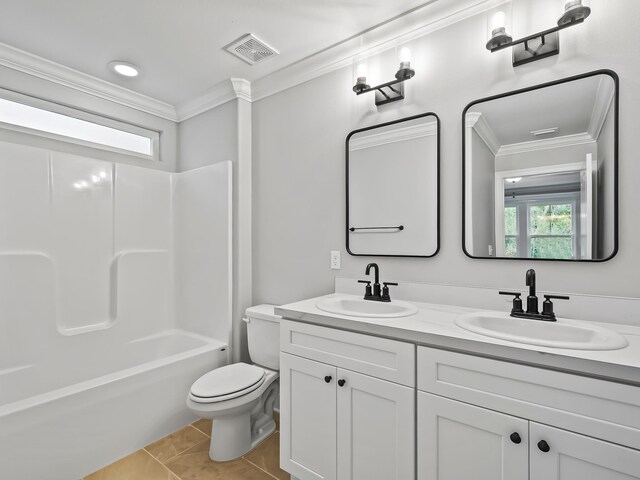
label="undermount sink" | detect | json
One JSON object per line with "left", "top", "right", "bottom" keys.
{"left": 316, "top": 296, "right": 418, "bottom": 318}
{"left": 455, "top": 312, "right": 628, "bottom": 351}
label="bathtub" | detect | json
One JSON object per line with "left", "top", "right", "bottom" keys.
{"left": 0, "top": 329, "right": 227, "bottom": 480}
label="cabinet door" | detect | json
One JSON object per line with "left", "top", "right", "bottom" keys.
{"left": 531, "top": 422, "right": 640, "bottom": 480}
{"left": 418, "top": 392, "right": 528, "bottom": 480}
{"left": 336, "top": 369, "right": 414, "bottom": 480}
{"left": 280, "top": 353, "right": 337, "bottom": 480}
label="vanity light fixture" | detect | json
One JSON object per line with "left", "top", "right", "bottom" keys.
{"left": 486, "top": 1, "right": 591, "bottom": 67}
{"left": 108, "top": 61, "right": 140, "bottom": 77}
{"left": 352, "top": 47, "right": 416, "bottom": 106}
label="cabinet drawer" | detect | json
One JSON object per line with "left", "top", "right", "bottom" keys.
{"left": 281, "top": 320, "right": 415, "bottom": 387}
{"left": 418, "top": 347, "right": 640, "bottom": 450}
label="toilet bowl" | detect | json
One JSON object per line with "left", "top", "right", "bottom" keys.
{"left": 187, "top": 304, "right": 281, "bottom": 461}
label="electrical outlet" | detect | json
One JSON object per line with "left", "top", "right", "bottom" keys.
{"left": 330, "top": 250, "right": 341, "bottom": 270}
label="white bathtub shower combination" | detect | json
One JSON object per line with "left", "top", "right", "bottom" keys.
{"left": 0, "top": 140, "right": 232, "bottom": 479}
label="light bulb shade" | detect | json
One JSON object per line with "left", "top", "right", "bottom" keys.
{"left": 558, "top": 0, "right": 591, "bottom": 25}
{"left": 486, "top": 26, "right": 513, "bottom": 50}
{"left": 395, "top": 64, "right": 415, "bottom": 80}
{"left": 352, "top": 76, "right": 370, "bottom": 93}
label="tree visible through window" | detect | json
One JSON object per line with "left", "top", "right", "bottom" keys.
{"left": 504, "top": 194, "right": 579, "bottom": 259}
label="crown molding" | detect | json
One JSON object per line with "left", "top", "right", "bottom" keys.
{"left": 251, "top": 0, "right": 509, "bottom": 102}
{"left": 588, "top": 75, "right": 615, "bottom": 141}
{"left": 175, "top": 78, "right": 252, "bottom": 122}
{"left": 0, "top": 0, "right": 507, "bottom": 121}
{"left": 0, "top": 42, "right": 177, "bottom": 121}
{"left": 349, "top": 120, "right": 437, "bottom": 151}
{"left": 497, "top": 132, "right": 594, "bottom": 156}
{"left": 466, "top": 112, "right": 500, "bottom": 155}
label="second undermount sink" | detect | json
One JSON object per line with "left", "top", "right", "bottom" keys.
{"left": 455, "top": 312, "right": 628, "bottom": 351}
{"left": 316, "top": 296, "right": 418, "bottom": 318}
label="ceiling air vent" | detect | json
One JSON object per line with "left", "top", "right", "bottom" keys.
{"left": 225, "top": 34, "right": 279, "bottom": 65}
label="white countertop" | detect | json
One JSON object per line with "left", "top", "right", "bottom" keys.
{"left": 276, "top": 293, "right": 640, "bottom": 386}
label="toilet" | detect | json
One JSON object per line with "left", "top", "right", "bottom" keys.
{"left": 187, "top": 304, "right": 281, "bottom": 461}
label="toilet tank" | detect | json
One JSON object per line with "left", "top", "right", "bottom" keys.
{"left": 244, "top": 304, "right": 281, "bottom": 370}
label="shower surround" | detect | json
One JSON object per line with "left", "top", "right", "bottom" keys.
{"left": 0, "top": 140, "right": 232, "bottom": 480}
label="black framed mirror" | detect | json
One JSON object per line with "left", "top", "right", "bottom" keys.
{"left": 346, "top": 112, "right": 440, "bottom": 257}
{"left": 463, "top": 70, "right": 618, "bottom": 262}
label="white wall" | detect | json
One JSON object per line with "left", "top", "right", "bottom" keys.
{"left": 597, "top": 101, "right": 616, "bottom": 258}
{"left": 252, "top": 0, "right": 640, "bottom": 303}
{"left": 177, "top": 101, "right": 238, "bottom": 172}
{"left": 470, "top": 129, "right": 496, "bottom": 256}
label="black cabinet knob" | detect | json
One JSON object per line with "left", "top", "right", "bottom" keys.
{"left": 337, "top": 379, "right": 346, "bottom": 387}
{"left": 510, "top": 432, "right": 521, "bottom": 444}
{"left": 537, "top": 440, "right": 550, "bottom": 453}
{"left": 324, "top": 376, "right": 332, "bottom": 383}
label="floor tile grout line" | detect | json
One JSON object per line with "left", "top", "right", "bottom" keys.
{"left": 140, "top": 448, "right": 181, "bottom": 480}
{"left": 144, "top": 425, "right": 210, "bottom": 465}
{"left": 191, "top": 421, "right": 212, "bottom": 437}
{"left": 242, "top": 457, "right": 281, "bottom": 480}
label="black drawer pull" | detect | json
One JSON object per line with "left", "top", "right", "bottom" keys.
{"left": 538, "top": 440, "right": 550, "bottom": 453}
{"left": 510, "top": 432, "right": 521, "bottom": 444}
{"left": 324, "top": 376, "right": 332, "bottom": 383}
{"left": 338, "top": 379, "right": 346, "bottom": 387}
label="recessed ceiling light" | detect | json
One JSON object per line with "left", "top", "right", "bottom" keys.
{"left": 108, "top": 61, "right": 140, "bottom": 77}
{"left": 506, "top": 177, "right": 522, "bottom": 183}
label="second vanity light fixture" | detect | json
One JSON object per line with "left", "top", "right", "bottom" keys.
{"left": 486, "top": 0, "right": 591, "bottom": 67}
{"left": 352, "top": 47, "right": 415, "bottom": 106}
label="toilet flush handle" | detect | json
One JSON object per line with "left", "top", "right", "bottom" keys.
{"left": 242, "top": 317, "right": 250, "bottom": 324}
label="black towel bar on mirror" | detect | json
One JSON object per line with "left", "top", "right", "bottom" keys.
{"left": 349, "top": 225, "right": 404, "bottom": 232}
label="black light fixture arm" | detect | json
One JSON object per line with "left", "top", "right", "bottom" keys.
{"left": 354, "top": 77, "right": 408, "bottom": 96}
{"left": 488, "top": 18, "right": 584, "bottom": 53}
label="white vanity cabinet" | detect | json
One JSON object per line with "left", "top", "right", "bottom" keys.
{"left": 417, "top": 346, "right": 640, "bottom": 480}
{"left": 280, "top": 320, "right": 415, "bottom": 480}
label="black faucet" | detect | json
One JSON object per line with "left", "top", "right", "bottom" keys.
{"left": 525, "top": 268, "right": 538, "bottom": 315}
{"left": 499, "top": 269, "right": 569, "bottom": 322}
{"left": 358, "top": 263, "right": 398, "bottom": 302}
{"left": 366, "top": 263, "right": 381, "bottom": 298}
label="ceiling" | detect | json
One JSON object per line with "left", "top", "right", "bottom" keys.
{"left": 0, "top": 0, "right": 433, "bottom": 107}
{"left": 470, "top": 75, "right": 607, "bottom": 147}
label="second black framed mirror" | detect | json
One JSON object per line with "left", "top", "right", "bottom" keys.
{"left": 463, "top": 70, "right": 618, "bottom": 262}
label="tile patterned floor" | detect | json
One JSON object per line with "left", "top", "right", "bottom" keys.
{"left": 85, "top": 413, "right": 288, "bottom": 480}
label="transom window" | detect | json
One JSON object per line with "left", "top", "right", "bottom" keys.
{"left": 0, "top": 91, "right": 159, "bottom": 160}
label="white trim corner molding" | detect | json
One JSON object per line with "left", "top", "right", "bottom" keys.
{"left": 0, "top": 42, "right": 177, "bottom": 121}
{"left": 175, "top": 78, "right": 252, "bottom": 122}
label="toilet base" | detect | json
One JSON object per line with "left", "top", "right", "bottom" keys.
{"left": 192, "top": 370, "right": 278, "bottom": 462}
{"left": 208, "top": 409, "right": 277, "bottom": 461}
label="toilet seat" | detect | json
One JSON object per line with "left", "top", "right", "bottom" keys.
{"left": 189, "top": 363, "right": 266, "bottom": 404}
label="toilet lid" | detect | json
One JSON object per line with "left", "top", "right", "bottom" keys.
{"left": 190, "top": 363, "right": 265, "bottom": 400}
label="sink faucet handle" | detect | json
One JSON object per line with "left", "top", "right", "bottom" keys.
{"left": 358, "top": 280, "right": 373, "bottom": 299}
{"left": 499, "top": 291, "right": 524, "bottom": 314}
{"left": 381, "top": 282, "right": 397, "bottom": 302}
{"left": 544, "top": 294, "right": 570, "bottom": 300}
{"left": 542, "top": 294, "right": 569, "bottom": 320}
